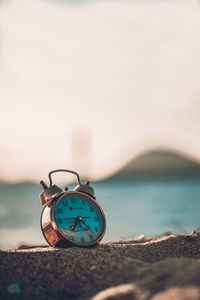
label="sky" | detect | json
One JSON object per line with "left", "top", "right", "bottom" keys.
{"left": 0, "top": 0, "right": 200, "bottom": 182}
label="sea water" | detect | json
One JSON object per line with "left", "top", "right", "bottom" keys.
{"left": 0, "top": 178, "right": 200, "bottom": 248}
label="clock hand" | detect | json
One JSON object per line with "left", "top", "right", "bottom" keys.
{"left": 79, "top": 219, "right": 95, "bottom": 235}
{"left": 68, "top": 217, "right": 95, "bottom": 235}
{"left": 88, "top": 228, "right": 95, "bottom": 235}
{"left": 69, "top": 217, "right": 81, "bottom": 231}
{"left": 62, "top": 217, "right": 91, "bottom": 220}
{"left": 64, "top": 217, "right": 83, "bottom": 232}
{"left": 74, "top": 217, "right": 80, "bottom": 227}
{"left": 85, "top": 226, "right": 95, "bottom": 235}
{"left": 73, "top": 216, "right": 87, "bottom": 227}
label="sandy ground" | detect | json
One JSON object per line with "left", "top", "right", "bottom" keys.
{"left": 1, "top": 231, "right": 200, "bottom": 300}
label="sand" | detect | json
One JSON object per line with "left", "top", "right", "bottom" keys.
{"left": 1, "top": 231, "right": 200, "bottom": 299}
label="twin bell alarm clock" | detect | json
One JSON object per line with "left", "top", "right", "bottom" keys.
{"left": 40, "top": 169, "right": 106, "bottom": 247}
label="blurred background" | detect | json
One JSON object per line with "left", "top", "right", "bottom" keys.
{"left": 0, "top": 0, "right": 200, "bottom": 248}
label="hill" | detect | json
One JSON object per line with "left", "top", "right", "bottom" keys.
{"left": 108, "top": 150, "right": 200, "bottom": 180}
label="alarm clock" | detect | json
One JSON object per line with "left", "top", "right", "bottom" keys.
{"left": 40, "top": 169, "right": 106, "bottom": 247}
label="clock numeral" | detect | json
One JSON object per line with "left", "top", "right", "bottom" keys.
{"left": 89, "top": 234, "right": 93, "bottom": 240}
{"left": 57, "top": 208, "right": 63, "bottom": 214}
{"left": 62, "top": 200, "right": 68, "bottom": 207}
{"left": 82, "top": 200, "right": 85, "bottom": 205}
{"left": 90, "top": 207, "right": 94, "bottom": 212}
{"left": 71, "top": 198, "right": 76, "bottom": 204}
{"left": 57, "top": 218, "right": 62, "bottom": 224}
{"left": 94, "top": 217, "right": 99, "bottom": 222}
{"left": 94, "top": 226, "right": 98, "bottom": 232}
{"left": 81, "top": 237, "right": 85, "bottom": 243}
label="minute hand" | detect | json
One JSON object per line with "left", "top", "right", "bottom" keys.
{"left": 62, "top": 217, "right": 91, "bottom": 220}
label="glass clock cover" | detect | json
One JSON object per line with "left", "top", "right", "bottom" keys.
{"left": 54, "top": 192, "right": 105, "bottom": 246}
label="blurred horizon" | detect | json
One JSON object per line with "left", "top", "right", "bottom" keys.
{"left": 0, "top": 146, "right": 200, "bottom": 184}
{"left": 0, "top": 0, "right": 200, "bottom": 182}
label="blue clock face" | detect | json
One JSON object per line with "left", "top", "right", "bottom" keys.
{"left": 54, "top": 193, "right": 105, "bottom": 245}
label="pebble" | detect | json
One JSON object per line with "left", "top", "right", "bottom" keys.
{"left": 7, "top": 283, "right": 22, "bottom": 294}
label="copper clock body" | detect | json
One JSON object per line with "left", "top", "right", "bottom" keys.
{"left": 40, "top": 184, "right": 106, "bottom": 247}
